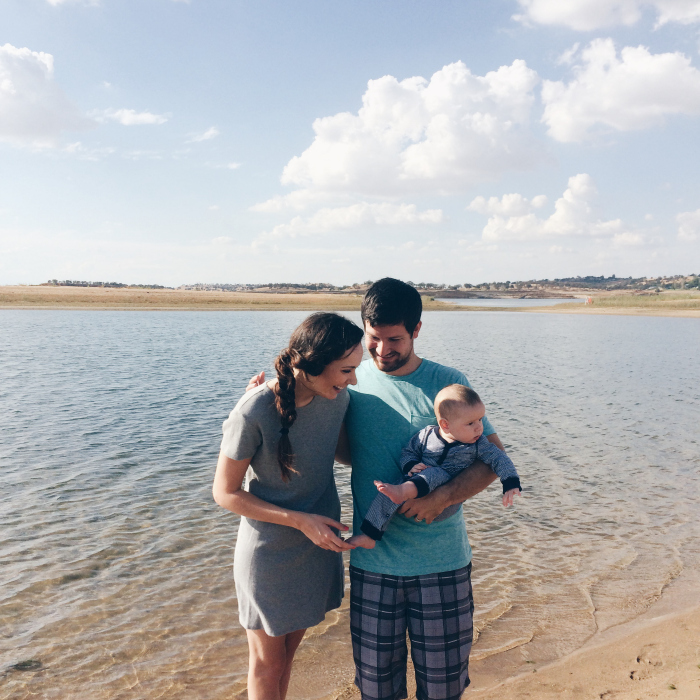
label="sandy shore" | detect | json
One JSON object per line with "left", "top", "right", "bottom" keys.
{"left": 0, "top": 285, "right": 451, "bottom": 312}
{"left": 2, "top": 286, "right": 699, "bottom": 317}
{"left": 525, "top": 303, "right": 700, "bottom": 319}
{"left": 278, "top": 569, "right": 700, "bottom": 700}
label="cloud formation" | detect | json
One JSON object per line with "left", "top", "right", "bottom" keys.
{"left": 513, "top": 0, "right": 700, "bottom": 30}
{"left": 0, "top": 43, "right": 93, "bottom": 147}
{"left": 542, "top": 39, "right": 700, "bottom": 142}
{"left": 97, "top": 108, "right": 169, "bottom": 125}
{"left": 279, "top": 60, "right": 541, "bottom": 199}
{"left": 189, "top": 126, "right": 219, "bottom": 142}
{"left": 470, "top": 174, "right": 626, "bottom": 241}
{"left": 677, "top": 208, "right": 700, "bottom": 240}
{"left": 259, "top": 202, "right": 443, "bottom": 241}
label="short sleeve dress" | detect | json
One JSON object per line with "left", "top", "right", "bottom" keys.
{"left": 221, "top": 383, "right": 348, "bottom": 637}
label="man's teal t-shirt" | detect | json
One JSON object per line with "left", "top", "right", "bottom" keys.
{"left": 346, "top": 358, "right": 495, "bottom": 576}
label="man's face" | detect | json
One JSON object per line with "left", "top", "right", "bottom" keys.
{"left": 364, "top": 321, "right": 421, "bottom": 373}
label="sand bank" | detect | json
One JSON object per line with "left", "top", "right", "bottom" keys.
{"left": 2, "top": 286, "right": 698, "bottom": 317}
{"left": 525, "top": 303, "right": 700, "bottom": 319}
{"left": 0, "top": 285, "right": 455, "bottom": 311}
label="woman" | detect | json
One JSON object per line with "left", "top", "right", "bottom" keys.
{"left": 212, "top": 312, "right": 363, "bottom": 700}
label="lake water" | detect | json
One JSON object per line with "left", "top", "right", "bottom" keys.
{"left": 436, "top": 297, "right": 586, "bottom": 307}
{"left": 1, "top": 310, "right": 699, "bottom": 699}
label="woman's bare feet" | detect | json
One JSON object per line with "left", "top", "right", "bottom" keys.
{"left": 374, "top": 480, "right": 418, "bottom": 505}
{"left": 346, "top": 533, "right": 376, "bottom": 549}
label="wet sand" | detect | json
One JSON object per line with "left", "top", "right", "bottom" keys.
{"left": 281, "top": 567, "right": 700, "bottom": 700}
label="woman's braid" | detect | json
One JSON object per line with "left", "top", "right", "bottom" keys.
{"left": 273, "top": 349, "right": 299, "bottom": 481}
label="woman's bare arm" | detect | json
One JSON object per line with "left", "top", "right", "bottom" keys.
{"left": 213, "top": 451, "right": 354, "bottom": 551}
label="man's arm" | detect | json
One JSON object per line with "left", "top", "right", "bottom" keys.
{"left": 398, "top": 433, "right": 503, "bottom": 523}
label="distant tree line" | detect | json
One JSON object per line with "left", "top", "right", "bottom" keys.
{"left": 44, "top": 274, "right": 699, "bottom": 292}
{"left": 45, "top": 280, "right": 170, "bottom": 289}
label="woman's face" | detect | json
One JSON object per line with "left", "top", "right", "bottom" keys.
{"left": 297, "top": 343, "right": 364, "bottom": 400}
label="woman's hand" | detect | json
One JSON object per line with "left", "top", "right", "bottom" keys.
{"left": 295, "top": 513, "right": 355, "bottom": 552}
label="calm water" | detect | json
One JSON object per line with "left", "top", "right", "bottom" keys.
{"left": 436, "top": 297, "right": 585, "bottom": 307}
{"left": 1, "top": 310, "right": 699, "bottom": 699}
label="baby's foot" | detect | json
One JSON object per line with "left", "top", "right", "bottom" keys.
{"left": 346, "top": 533, "right": 376, "bottom": 549}
{"left": 375, "top": 480, "right": 417, "bottom": 505}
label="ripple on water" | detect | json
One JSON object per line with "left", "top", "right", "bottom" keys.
{"left": 0, "top": 310, "right": 699, "bottom": 699}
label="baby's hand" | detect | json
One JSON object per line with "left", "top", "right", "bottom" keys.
{"left": 502, "top": 488, "right": 522, "bottom": 508}
{"left": 408, "top": 462, "right": 428, "bottom": 475}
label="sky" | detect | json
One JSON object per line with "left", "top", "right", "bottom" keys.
{"left": 1, "top": 0, "right": 700, "bottom": 286}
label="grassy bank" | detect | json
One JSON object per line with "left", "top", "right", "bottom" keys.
{"left": 583, "top": 291, "right": 700, "bottom": 310}
{"left": 0, "top": 285, "right": 455, "bottom": 311}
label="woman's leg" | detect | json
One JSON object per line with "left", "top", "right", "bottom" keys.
{"left": 246, "top": 627, "right": 306, "bottom": 700}
{"left": 279, "top": 628, "right": 306, "bottom": 699}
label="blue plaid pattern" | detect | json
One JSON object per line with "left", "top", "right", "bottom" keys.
{"left": 350, "top": 564, "right": 474, "bottom": 700}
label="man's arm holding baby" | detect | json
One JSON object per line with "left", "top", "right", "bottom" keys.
{"left": 397, "top": 433, "right": 503, "bottom": 523}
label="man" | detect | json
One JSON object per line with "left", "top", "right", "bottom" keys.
{"left": 248, "top": 278, "right": 502, "bottom": 700}
{"left": 339, "top": 278, "right": 501, "bottom": 700}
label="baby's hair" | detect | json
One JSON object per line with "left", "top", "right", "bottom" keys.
{"left": 434, "top": 384, "right": 483, "bottom": 421}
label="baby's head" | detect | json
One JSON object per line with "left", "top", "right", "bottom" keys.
{"left": 434, "top": 384, "right": 485, "bottom": 444}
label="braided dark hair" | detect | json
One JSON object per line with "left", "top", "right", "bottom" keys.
{"left": 273, "top": 312, "right": 363, "bottom": 481}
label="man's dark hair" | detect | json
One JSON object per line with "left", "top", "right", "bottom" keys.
{"left": 361, "top": 278, "right": 422, "bottom": 334}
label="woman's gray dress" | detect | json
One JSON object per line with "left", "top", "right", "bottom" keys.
{"left": 221, "top": 384, "right": 348, "bottom": 637}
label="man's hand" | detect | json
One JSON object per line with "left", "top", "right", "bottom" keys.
{"left": 398, "top": 489, "right": 449, "bottom": 524}
{"left": 399, "top": 459, "right": 498, "bottom": 523}
{"left": 246, "top": 371, "right": 265, "bottom": 392}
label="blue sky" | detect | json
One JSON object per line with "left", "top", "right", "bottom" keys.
{"left": 2, "top": 0, "right": 700, "bottom": 286}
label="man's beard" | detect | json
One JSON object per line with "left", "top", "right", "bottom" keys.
{"left": 369, "top": 347, "right": 412, "bottom": 373}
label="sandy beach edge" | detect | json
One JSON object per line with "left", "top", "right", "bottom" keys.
{"left": 278, "top": 564, "right": 700, "bottom": 700}
{"left": 1, "top": 286, "right": 699, "bottom": 317}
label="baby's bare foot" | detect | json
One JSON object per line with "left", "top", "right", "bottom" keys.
{"left": 347, "top": 534, "right": 376, "bottom": 549}
{"left": 375, "top": 480, "right": 417, "bottom": 505}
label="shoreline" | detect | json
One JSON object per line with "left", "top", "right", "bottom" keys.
{"left": 1, "top": 286, "right": 699, "bottom": 317}
{"left": 282, "top": 564, "right": 700, "bottom": 700}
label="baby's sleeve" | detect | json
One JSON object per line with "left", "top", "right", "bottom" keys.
{"left": 220, "top": 406, "right": 262, "bottom": 461}
{"left": 476, "top": 436, "right": 521, "bottom": 493}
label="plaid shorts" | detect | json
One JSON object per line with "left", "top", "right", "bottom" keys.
{"left": 350, "top": 563, "right": 474, "bottom": 700}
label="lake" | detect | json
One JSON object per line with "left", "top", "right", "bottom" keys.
{"left": 1, "top": 310, "right": 699, "bottom": 699}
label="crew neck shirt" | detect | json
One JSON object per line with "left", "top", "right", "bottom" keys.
{"left": 346, "top": 358, "right": 495, "bottom": 576}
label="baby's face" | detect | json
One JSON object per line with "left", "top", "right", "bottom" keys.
{"left": 442, "top": 402, "right": 485, "bottom": 444}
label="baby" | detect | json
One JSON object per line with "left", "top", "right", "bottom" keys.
{"left": 349, "top": 384, "right": 522, "bottom": 549}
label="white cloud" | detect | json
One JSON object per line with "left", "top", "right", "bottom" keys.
{"left": 0, "top": 43, "right": 94, "bottom": 147}
{"left": 64, "top": 141, "right": 116, "bottom": 160}
{"left": 279, "top": 60, "right": 541, "bottom": 199}
{"left": 97, "top": 108, "right": 169, "bottom": 125}
{"left": 542, "top": 39, "right": 700, "bottom": 142}
{"left": 227, "top": 162, "right": 241, "bottom": 170}
{"left": 468, "top": 192, "right": 547, "bottom": 217}
{"left": 189, "top": 126, "right": 219, "bottom": 142}
{"left": 259, "top": 202, "right": 443, "bottom": 241}
{"left": 513, "top": 0, "right": 700, "bottom": 30}
{"left": 472, "top": 174, "right": 627, "bottom": 241}
{"left": 46, "top": 0, "right": 99, "bottom": 6}
{"left": 251, "top": 190, "right": 338, "bottom": 213}
{"left": 677, "top": 208, "right": 700, "bottom": 240}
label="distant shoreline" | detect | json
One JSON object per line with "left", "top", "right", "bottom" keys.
{"left": 1, "top": 286, "right": 698, "bottom": 317}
